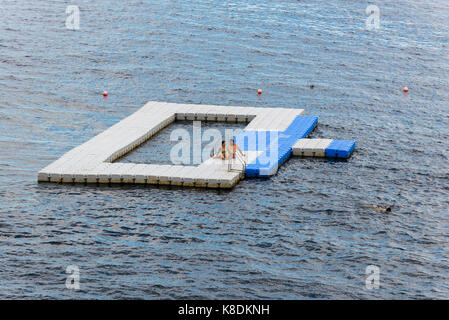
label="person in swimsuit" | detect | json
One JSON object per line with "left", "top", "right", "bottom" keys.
{"left": 227, "top": 138, "right": 242, "bottom": 159}
{"left": 211, "top": 140, "right": 228, "bottom": 160}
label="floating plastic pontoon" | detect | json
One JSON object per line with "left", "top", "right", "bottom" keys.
{"left": 38, "top": 101, "right": 355, "bottom": 188}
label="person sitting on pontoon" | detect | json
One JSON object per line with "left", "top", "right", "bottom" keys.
{"left": 211, "top": 140, "right": 228, "bottom": 160}
{"left": 228, "top": 138, "right": 242, "bottom": 159}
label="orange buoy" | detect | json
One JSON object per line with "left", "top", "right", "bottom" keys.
{"left": 257, "top": 89, "right": 262, "bottom": 94}
{"left": 403, "top": 87, "right": 408, "bottom": 93}
{"left": 103, "top": 91, "right": 108, "bottom": 97}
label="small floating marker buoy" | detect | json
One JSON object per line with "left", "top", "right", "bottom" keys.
{"left": 310, "top": 84, "right": 315, "bottom": 89}
{"left": 103, "top": 91, "right": 108, "bottom": 97}
{"left": 257, "top": 89, "right": 262, "bottom": 95}
{"left": 403, "top": 87, "right": 408, "bottom": 93}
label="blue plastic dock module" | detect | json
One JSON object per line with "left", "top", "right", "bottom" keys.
{"left": 283, "top": 116, "right": 318, "bottom": 139}
{"left": 237, "top": 116, "right": 318, "bottom": 177}
{"left": 236, "top": 131, "right": 273, "bottom": 151}
{"left": 325, "top": 140, "right": 356, "bottom": 159}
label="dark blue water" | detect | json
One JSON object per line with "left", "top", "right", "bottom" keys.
{"left": 1, "top": 0, "right": 448, "bottom": 299}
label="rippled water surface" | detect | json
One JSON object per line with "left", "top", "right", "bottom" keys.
{"left": 0, "top": 0, "right": 448, "bottom": 299}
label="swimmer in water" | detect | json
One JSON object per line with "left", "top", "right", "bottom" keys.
{"left": 373, "top": 205, "right": 391, "bottom": 212}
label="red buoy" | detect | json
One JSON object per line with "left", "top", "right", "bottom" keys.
{"left": 103, "top": 91, "right": 108, "bottom": 97}
{"left": 403, "top": 87, "right": 408, "bottom": 93}
{"left": 257, "top": 89, "right": 262, "bottom": 94}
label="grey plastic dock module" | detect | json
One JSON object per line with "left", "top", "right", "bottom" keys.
{"left": 38, "top": 102, "right": 305, "bottom": 188}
